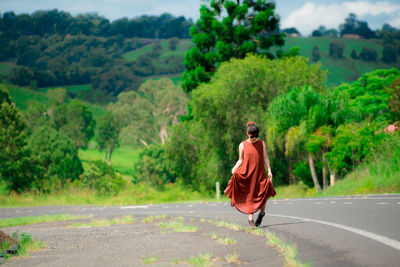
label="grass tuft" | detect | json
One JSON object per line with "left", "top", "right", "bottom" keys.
{"left": 159, "top": 220, "right": 198, "bottom": 233}
{"left": 142, "top": 257, "right": 158, "bottom": 264}
{"left": 224, "top": 251, "right": 238, "bottom": 263}
{"left": 142, "top": 215, "right": 167, "bottom": 223}
{"left": 0, "top": 214, "right": 93, "bottom": 228}
{"left": 69, "top": 215, "right": 135, "bottom": 228}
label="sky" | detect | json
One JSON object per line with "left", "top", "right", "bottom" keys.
{"left": 1, "top": 0, "right": 400, "bottom": 36}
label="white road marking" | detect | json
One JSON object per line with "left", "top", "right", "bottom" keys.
{"left": 343, "top": 202, "right": 352, "bottom": 204}
{"left": 313, "top": 202, "right": 323, "bottom": 204}
{"left": 329, "top": 201, "right": 336, "bottom": 204}
{"left": 208, "top": 204, "right": 217, "bottom": 206}
{"left": 285, "top": 202, "right": 294, "bottom": 205}
{"left": 377, "top": 202, "right": 389, "bottom": 205}
{"left": 120, "top": 205, "right": 148, "bottom": 209}
{"left": 268, "top": 213, "right": 400, "bottom": 251}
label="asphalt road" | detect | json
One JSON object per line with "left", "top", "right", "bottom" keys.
{"left": 1, "top": 194, "right": 400, "bottom": 266}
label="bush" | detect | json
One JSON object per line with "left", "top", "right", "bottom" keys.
{"left": 82, "top": 160, "right": 125, "bottom": 195}
{"left": 382, "top": 44, "right": 397, "bottom": 63}
{"left": 329, "top": 39, "right": 345, "bottom": 59}
{"left": 359, "top": 46, "right": 378, "bottom": 62}
{"left": 133, "top": 144, "right": 174, "bottom": 188}
{"left": 28, "top": 126, "right": 83, "bottom": 185}
{"left": 311, "top": 46, "right": 320, "bottom": 62}
{"left": 351, "top": 49, "right": 358, "bottom": 59}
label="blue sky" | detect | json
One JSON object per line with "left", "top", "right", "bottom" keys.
{"left": 1, "top": 0, "right": 400, "bottom": 35}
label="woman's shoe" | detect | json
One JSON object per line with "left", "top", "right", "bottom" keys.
{"left": 255, "top": 212, "right": 265, "bottom": 227}
{"left": 248, "top": 219, "right": 255, "bottom": 227}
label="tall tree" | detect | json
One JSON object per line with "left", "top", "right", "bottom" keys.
{"left": 96, "top": 111, "right": 121, "bottom": 163}
{"left": 0, "top": 85, "right": 41, "bottom": 192}
{"left": 62, "top": 99, "right": 96, "bottom": 150}
{"left": 181, "top": 0, "right": 284, "bottom": 92}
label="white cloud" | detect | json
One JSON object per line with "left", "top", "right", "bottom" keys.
{"left": 388, "top": 14, "right": 400, "bottom": 28}
{"left": 281, "top": 1, "right": 400, "bottom": 35}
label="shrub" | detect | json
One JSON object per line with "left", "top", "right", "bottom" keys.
{"left": 28, "top": 126, "right": 83, "bottom": 184}
{"left": 329, "top": 39, "right": 345, "bottom": 59}
{"left": 133, "top": 144, "right": 174, "bottom": 188}
{"left": 359, "top": 46, "right": 378, "bottom": 62}
{"left": 82, "top": 160, "right": 125, "bottom": 195}
{"left": 311, "top": 46, "right": 320, "bottom": 62}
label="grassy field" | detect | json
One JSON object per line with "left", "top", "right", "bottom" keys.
{"left": 0, "top": 61, "right": 15, "bottom": 75}
{"left": 79, "top": 146, "right": 141, "bottom": 176}
{"left": 273, "top": 37, "right": 399, "bottom": 87}
{"left": 6, "top": 83, "right": 106, "bottom": 121}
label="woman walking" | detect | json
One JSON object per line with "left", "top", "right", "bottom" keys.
{"left": 225, "top": 122, "right": 276, "bottom": 227}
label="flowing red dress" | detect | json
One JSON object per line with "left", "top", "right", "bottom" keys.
{"left": 224, "top": 140, "right": 276, "bottom": 214}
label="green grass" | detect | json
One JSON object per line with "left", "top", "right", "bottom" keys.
{"left": 159, "top": 220, "right": 198, "bottom": 233}
{"left": 141, "top": 215, "right": 167, "bottom": 223}
{"left": 205, "top": 219, "right": 243, "bottom": 231}
{"left": 185, "top": 253, "right": 213, "bottom": 266}
{"left": 270, "top": 36, "right": 399, "bottom": 87}
{"left": 224, "top": 251, "right": 238, "bottom": 264}
{"left": 63, "top": 84, "right": 91, "bottom": 93}
{"left": 0, "top": 214, "right": 93, "bottom": 228}
{"left": 5, "top": 83, "right": 106, "bottom": 121}
{"left": 1, "top": 231, "right": 46, "bottom": 261}
{"left": 0, "top": 182, "right": 216, "bottom": 207}
{"left": 0, "top": 62, "right": 16, "bottom": 74}
{"left": 123, "top": 39, "right": 192, "bottom": 62}
{"left": 203, "top": 218, "right": 307, "bottom": 267}
{"left": 79, "top": 146, "right": 141, "bottom": 176}
{"left": 142, "top": 257, "right": 158, "bottom": 264}
{"left": 69, "top": 215, "right": 135, "bottom": 227}
{"left": 7, "top": 84, "right": 50, "bottom": 111}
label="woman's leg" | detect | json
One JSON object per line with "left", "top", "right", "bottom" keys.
{"left": 248, "top": 213, "right": 254, "bottom": 221}
{"left": 260, "top": 202, "right": 266, "bottom": 214}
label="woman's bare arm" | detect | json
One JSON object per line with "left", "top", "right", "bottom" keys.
{"left": 231, "top": 142, "right": 244, "bottom": 174}
{"left": 262, "top": 141, "right": 273, "bottom": 179}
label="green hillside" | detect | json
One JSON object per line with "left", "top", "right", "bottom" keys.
{"left": 276, "top": 37, "right": 399, "bottom": 87}
{"left": 7, "top": 84, "right": 106, "bottom": 121}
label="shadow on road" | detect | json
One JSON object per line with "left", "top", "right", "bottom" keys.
{"left": 261, "top": 221, "right": 310, "bottom": 228}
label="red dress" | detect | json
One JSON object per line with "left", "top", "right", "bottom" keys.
{"left": 224, "top": 140, "right": 276, "bottom": 214}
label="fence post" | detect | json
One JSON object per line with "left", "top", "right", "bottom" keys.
{"left": 216, "top": 181, "right": 220, "bottom": 200}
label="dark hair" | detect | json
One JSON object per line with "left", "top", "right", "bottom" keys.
{"left": 246, "top": 121, "right": 259, "bottom": 135}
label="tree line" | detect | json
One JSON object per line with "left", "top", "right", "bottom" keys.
{"left": 0, "top": 10, "right": 192, "bottom": 40}
{"left": 0, "top": 77, "right": 188, "bottom": 193}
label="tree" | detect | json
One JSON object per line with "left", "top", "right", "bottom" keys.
{"left": 329, "top": 39, "right": 345, "bottom": 59}
{"left": 181, "top": 0, "right": 284, "bottom": 92}
{"left": 62, "top": 100, "right": 96, "bottom": 150}
{"left": 386, "top": 78, "right": 400, "bottom": 121}
{"left": 311, "top": 46, "right": 320, "bottom": 62}
{"left": 28, "top": 125, "right": 83, "bottom": 183}
{"left": 96, "top": 111, "right": 121, "bottom": 163}
{"left": 312, "top": 26, "right": 338, "bottom": 37}
{"left": 109, "top": 78, "right": 188, "bottom": 148}
{"left": 0, "top": 85, "right": 42, "bottom": 192}
{"left": 168, "top": 37, "right": 180, "bottom": 51}
{"left": 351, "top": 49, "right": 358, "bottom": 59}
{"left": 340, "top": 13, "right": 374, "bottom": 38}
{"left": 282, "top": 27, "right": 300, "bottom": 35}
{"left": 382, "top": 44, "right": 397, "bottom": 63}
{"left": 267, "top": 86, "right": 326, "bottom": 191}
{"left": 166, "top": 55, "right": 326, "bottom": 190}
{"left": 46, "top": 88, "right": 67, "bottom": 130}
{"left": 312, "top": 30, "right": 322, "bottom": 37}
{"left": 358, "top": 46, "right": 378, "bottom": 62}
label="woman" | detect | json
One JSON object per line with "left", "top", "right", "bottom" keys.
{"left": 224, "top": 121, "right": 276, "bottom": 227}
